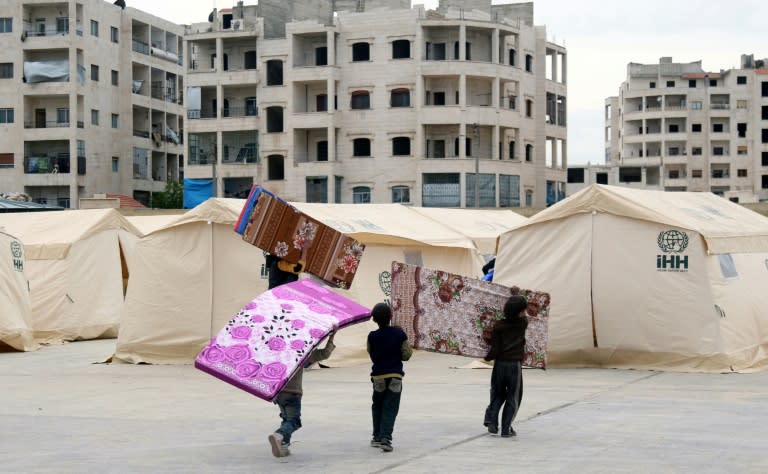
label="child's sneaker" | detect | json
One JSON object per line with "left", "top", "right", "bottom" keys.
{"left": 500, "top": 427, "right": 517, "bottom": 438}
{"left": 268, "top": 433, "right": 290, "bottom": 457}
{"left": 370, "top": 438, "right": 383, "bottom": 448}
{"left": 484, "top": 422, "right": 498, "bottom": 434}
{"left": 380, "top": 439, "right": 393, "bottom": 452}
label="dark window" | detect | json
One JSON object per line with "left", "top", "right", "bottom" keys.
{"left": 509, "top": 49, "right": 516, "bottom": 66}
{"left": 713, "top": 147, "right": 724, "bottom": 156}
{"left": 110, "top": 26, "right": 118, "bottom": 43}
{"left": 709, "top": 78, "right": 717, "bottom": 87}
{"left": 454, "top": 137, "right": 472, "bottom": 157}
{"left": 111, "top": 113, "right": 118, "bottom": 128}
{"left": 392, "top": 39, "right": 410, "bottom": 59}
{"left": 499, "top": 175, "right": 520, "bottom": 207}
{"left": 738, "top": 169, "right": 748, "bottom": 177}
{"left": 713, "top": 123, "right": 723, "bottom": 133}
{"left": 422, "top": 173, "right": 460, "bottom": 207}
{"left": 317, "top": 141, "right": 328, "bottom": 161}
{"left": 111, "top": 70, "right": 118, "bottom": 86}
{"left": 763, "top": 129, "right": 768, "bottom": 144}
{"left": 692, "top": 123, "right": 702, "bottom": 132}
{"left": 692, "top": 169, "right": 703, "bottom": 178}
{"left": 762, "top": 82, "right": 768, "bottom": 97}
{"left": 525, "top": 54, "right": 533, "bottom": 72}
{"left": 619, "top": 167, "right": 642, "bottom": 183}
{"left": 306, "top": 177, "right": 328, "bottom": 203}
{"left": 666, "top": 80, "right": 675, "bottom": 87}
{"left": 692, "top": 147, "right": 702, "bottom": 156}
{"left": 392, "top": 186, "right": 410, "bottom": 203}
{"left": 596, "top": 172, "right": 608, "bottom": 184}
{"left": 0, "top": 18, "right": 12, "bottom": 33}
{"left": 0, "top": 63, "right": 12, "bottom": 79}
{"left": 353, "top": 138, "right": 371, "bottom": 156}
{"left": 650, "top": 81, "right": 656, "bottom": 88}
{"left": 350, "top": 91, "right": 370, "bottom": 110}
{"left": 737, "top": 76, "right": 747, "bottom": 85}
{"left": 465, "top": 173, "right": 496, "bottom": 207}
{"left": 427, "top": 140, "right": 445, "bottom": 158}
{"left": 508, "top": 140, "right": 516, "bottom": 160}
{"left": 244, "top": 51, "right": 257, "bottom": 70}
{"left": 433, "top": 92, "right": 445, "bottom": 106}
{"left": 526, "top": 99, "right": 533, "bottom": 117}
{"left": 688, "top": 79, "right": 696, "bottom": 88}
{"left": 91, "top": 109, "right": 99, "bottom": 126}
{"left": 316, "top": 94, "right": 327, "bottom": 112}
{"left": 0, "top": 153, "right": 14, "bottom": 168}
{"left": 352, "top": 42, "right": 370, "bottom": 61}
{"left": 738, "top": 123, "right": 747, "bottom": 138}
{"left": 567, "top": 168, "right": 585, "bottom": 183}
{"left": 352, "top": 186, "right": 371, "bottom": 204}
{"left": 266, "top": 60, "right": 283, "bottom": 86}
{"left": 668, "top": 169, "right": 680, "bottom": 179}
{"left": 392, "top": 137, "right": 410, "bottom": 156}
{"left": 0, "top": 108, "right": 15, "bottom": 124}
{"left": 315, "top": 46, "right": 327, "bottom": 66}
{"left": 525, "top": 144, "right": 533, "bottom": 162}
{"left": 390, "top": 88, "right": 410, "bottom": 107}
{"left": 763, "top": 175, "right": 768, "bottom": 189}
{"left": 245, "top": 97, "right": 257, "bottom": 116}
{"left": 334, "top": 176, "right": 343, "bottom": 203}
{"left": 266, "top": 106, "right": 283, "bottom": 133}
{"left": 668, "top": 124, "right": 679, "bottom": 133}
{"left": 762, "top": 105, "right": 768, "bottom": 120}
{"left": 90, "top": 19, "right": 98, "bottom": 37}
{"left": 763, "top": 152, "right": 768, "bottom": 166}
{"left": 267, "top": 155, "right": 284, "bottom": 180}
{"left": 427, "top": 42, "right": 446, "bottom": 60}
{"left": 91, "top": 64, "right": 99, "bottom": 81}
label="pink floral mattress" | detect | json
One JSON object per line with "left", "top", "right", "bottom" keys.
{"left": 390, "top": 262, "right": 549, "bottom": 369}
{"left": 195, "top": 280, "right": 371, "bottom": 401}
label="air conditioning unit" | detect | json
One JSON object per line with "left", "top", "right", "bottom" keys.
{"left": 232, "top": 19, "right": 243, "bottom": 31}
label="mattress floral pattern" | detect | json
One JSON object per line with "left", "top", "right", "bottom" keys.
{"left": 195, "top": 280, "right": 371, "bottom": 401}
{"left": 390, "top": 262, "right": 549, "bottom": 369}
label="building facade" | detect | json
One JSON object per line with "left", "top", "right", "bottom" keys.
{"left": 184, "top": 0, "right": 567, "bottom": 208}
{"left": 0, "top": 0, "right": 184, "bottom": 208}
{"left": 601, "top": 55, "right": 768, "bottom": 203}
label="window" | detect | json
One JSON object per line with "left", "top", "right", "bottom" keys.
{"left": 709, "top": 79, "right": 717, "bottom": 87}
{"left": 390, "top": 88, "right": 410, "bottom": 107}
{"left": 427, "top": 140, "right": 445, "bottom": 158}
{"left": 90, "top": 19, "right": 98, "bottom": 37}
{"left": 266, "top": 60, "right": 283, "bottom": 86}
{"left": 110, "top": 26, "right": 118, "bottom": 43}
{"left": 353, "top": 186, "right": 371, "bottom": 204}
{"left": 244, "top": 50, "right": 257, "bottom": 70}
{"left": 668, "top": 169, "right": 680, "bottom": 179}
{"left": 738, "top": 169, "right": 748, "bottom": 177}
{"left": 508, "top": 141, "right": 516, "bottom": 160}
{"left": 498, "top": 175, "right": 520, "bottom": 208}
{"left": 692, "top": 101, "right": 702, "bottom": 110}
{"left": 525, "top": 144, "right": 533, "bottom": 162}
{"left": 738, "top": 123, "right": 747, "bottom": 138}
{"left": 351, "top": 90, "right": 370, "bottom": 110}
{"left": 737, "top": 76, "right": 747, "bottom": 85}
{"left": 306, "top": 177, "right": 328, "bottom": 203}
{"left": 712, "top": 123, "right": 723, "bottom": 133}
{"left": 713, "top": 147, "right": 724, "bottom": 156}
{"left": 738, "top": 146, "right": 748, "bottom": 155}
{"left": 692, "top": 147, "right": 702, "bottom": 156}
{"left": 668, "top": 147, "right": 680, "bottom": 156}
{"left": 763, "top": 128, "right": 768, "bottom": 143}
{"left": 353, "top": 138, "right": 371, "bottom": 157}
{"left": 763, "top": 82, "right": 768, "bottom": 97}
{"left": 525, "top": 99, "right": 533, "bottom": 117}
{"left": 692, "top": 123, "right": 702, "bottom": 132}
{"left": 455, "top": 137, "right": 471, "bottom": 157}
{"left": 392, "top": 137, "right": 410, "bottom": 156}
{"left": 0, "top": 153, "right": 13, "bottom": 168}
{"left": 316, "top": 94, "right": 327, "bottom": 112}
{"left": 391, "top": 186, "right": 410, "bottom": 203}
{"left": 650, "top": 81, "right": 656, "bottom": 89}
{"left": 465, "top": 173, "right": 496, "bottom": 207}
{"left": 392, "top": 40, "right": 410, "bottom": 59}
{"left": 763, "top": 152, "right": 768, "bottom": 167}
{"left": 763, "top": 106, "right": 768, "bottom": 120}
{"left": 668, "top": 124, "right": 679, "bottom": 133}
{"left": 426, "top": 42, "right": 446, "bottom": 60}
{"left": 596, "top": 173, "right": 608, "bottom": 184}
{"left": 763, "top": 175, "right": 768, "bottom": 189}
{"left": 0, "top": 108, "right": 14, "bottom": 124}
{"left": 334, "top": 176, "right": 343, "bottom": 203}
{"left": 245, "top": 97, "right": 258, "bottom": 116}
{"left": 312, "top": 46, "right": 327, "bottom": 66}
{"left": 111, "top": 113, "right": 119, "bottom": 129}
{"left": 265, "top": 155, "right": 283, "bottom": 180}
{"left": 0, "top": 18, "right": 12, "bottom": 33}
{"left": 509, "top": 49, "right": 516, "bottom": 66}
{"left": 688, "top": 79, "right": 696, "bottom": 88}
{"left": 90, "top": 64, "right": 99, "bottom": 81}
{"left": 112, "top": 157, "right": 119, "bottom": 172}
{"left": 352, "top": 42, "right": 370, "bottom": 61}
{"left": 525, "top": 54, "right": 533, "bottom": 72}
{"left": 432, "top": 91, "right": 446, "bottom": 106}
{"left": 0, "top": 63, "right": 12, "bottom": 79}
{"left": 712, "top": 168, "right": 727, "bottom": 179}
{"left": 666, "top": 80, "right": 675, "bottom": 87}
{"left": 111, "top": 70, "right": 118, "bottom": 86}
{"left": 91, "top": 109, "right": 99, "bottom": 126}
{"left": 422, "top": 173, "right": 460, "bottom": 207}
{"left": 316, "top": 141, "right": 328, "bottom": 161}
{"left": 266, "top": 106, "right": 283, "bottom": 133}
{"left": 692, "top": 169, "right": 702, "bottom": 179}
{"left": 56, "top": 108, "right": 69, "bottom": 124}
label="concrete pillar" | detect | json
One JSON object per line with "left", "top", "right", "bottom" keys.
{"left": 459, "top": 73, "right": 466, "bottom": 107}
{"left": 492, "top": 29, "right": 499, "bottom": 64}
{"left": 326, "top": 30, "right": 335, "bottom": 67}
{"left": 69, "top": 42, "right": 78, "bottom": 208}
{"left": 459, "top": 25, "right": 466, "bottom": 61}
{"left": 459, "top": 122, "right": 466, "bottom": 159}
{"left": 493, "top": 125, "right": 500, "bottom": 160}
{"left": 550, "top": 51, "right": 557, "bottom": 82}
{"left": 492, "top": 76, "right": 500, "bottom": 110}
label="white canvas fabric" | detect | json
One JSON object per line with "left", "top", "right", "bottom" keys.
{"left": 495, "top": 184, "right": 768, "bottom": 372}
{"left": 0, "top": 230, "right": 36, "bottom": 351}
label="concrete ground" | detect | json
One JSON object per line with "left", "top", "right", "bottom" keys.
{"left": 1, "top": 340, "right": 766, "bottom": 474}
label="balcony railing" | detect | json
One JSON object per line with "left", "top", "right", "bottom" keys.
{"left": 187, "top": 109, "right": 218, "bottom": 119}
{"left": 132, "top": 39, "right": 150, "bottom": 55}
{"left": 24, "top": 155, "right": 71, "bottom": 174}
{"left": 133, "top": 130, "right": 150, "bottom": 138}
{"left": 24, "top": 121, "right": 71, "bottom": 129}
{"left": 711, "top": 103, "right": 730, "bottom": 109}
{"left": 223, "top": 106, "right": 258, "bottom": 118}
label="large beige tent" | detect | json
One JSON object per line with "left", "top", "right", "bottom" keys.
{"left": 495, "top": 184, "right": 768, "bottom": 372}
{"left": 409, "top": 207, "right": 527, "bottom": 255}
{"left": 0, "top": 230, "right": 37, "bottom": 351}
{"left": 0, "top": 209, "right": 139, "bottom": 344}
{"left": 115, "top": 200, "right": 484, "bottom": 365}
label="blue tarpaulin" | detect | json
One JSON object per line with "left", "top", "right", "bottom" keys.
{"left": 183, "top": 179, "right": 213, "bottom": 209}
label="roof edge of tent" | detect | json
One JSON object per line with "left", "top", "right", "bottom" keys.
{"left": 345, "top": 232, "right": 477, "bottom": 249}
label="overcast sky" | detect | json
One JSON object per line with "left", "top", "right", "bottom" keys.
{"left": 126, "top": 0, "right": 768, "bottom": 165}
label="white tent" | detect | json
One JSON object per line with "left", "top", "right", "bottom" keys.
{"left": 0, "top": 209, "right": 139, "bottom": 344}
{"left": 0, "top": 230, "right": 37, "bottom": 351}
{"left": 409, "top": 207, "right": 528, "bottom": 255}
{"left": 115, "top": 200, "right": 484, "bottom": 365}
{"left": 495, "top": 184, "right": 768, "bottom": 372}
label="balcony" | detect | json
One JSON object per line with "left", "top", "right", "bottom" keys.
{"left": 24, "top": 155, "right": 71, "bottom": 174}
{"left": 223, "top": 106, "right": 258, "bottom": 118}
{"left": 132, "top": 40, "right": 150, "bottom": 55}
{"left": 711, "top": 103, "right": 730, "bottom": 110}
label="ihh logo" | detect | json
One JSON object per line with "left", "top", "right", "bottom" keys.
{"left": 656, "top": 230, "right": 689, "bottom": 272}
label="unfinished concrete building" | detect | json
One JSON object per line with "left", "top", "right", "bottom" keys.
{"left": 596, "top": 55, "right": 768, "bottom": 203}
{"left": 184, "top": 0, "right": 567, "bottom": 207}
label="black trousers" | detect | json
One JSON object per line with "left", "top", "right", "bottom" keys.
{"left": 483, "top": 360, "right": 523, "bottom": 434}
{"left": 371, "top": 377, "right": 402, "bottom": 442}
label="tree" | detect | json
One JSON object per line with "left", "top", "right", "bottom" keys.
{"left": 152, "top": 180, "right": 183, "bottom": 209}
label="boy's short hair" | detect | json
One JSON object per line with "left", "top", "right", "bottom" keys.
{"left": 371, "top": 302, "right": 392, "bottom": 326}
{"left": 504, "top": 295, "right": 527, "bottom": 319}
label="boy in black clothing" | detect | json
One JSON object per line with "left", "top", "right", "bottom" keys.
{"left": 483, "top": 295, "right": 528, "bottom": 437}
{"left": 367, "top": 303, "right": 412, "bottom": 452}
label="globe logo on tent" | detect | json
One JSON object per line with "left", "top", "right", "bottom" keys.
{"left": 10, "top": 241, "right": 22, "bottom": 258}
{"left": 657, "top": 230, "right": 689, "bottom": 253}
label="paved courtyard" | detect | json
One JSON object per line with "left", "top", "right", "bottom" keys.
{"left": 1, "top": 340, "right": 766, "bottom": 473}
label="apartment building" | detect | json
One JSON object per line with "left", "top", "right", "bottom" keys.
{"left": 0, "top": 0, "right": 184, "bottom": 208}
{"left": 598, "top": 55, "right": 768, "bottom": 203}
{"left": 184, "top": 0, "right": 567, "bottom": 208}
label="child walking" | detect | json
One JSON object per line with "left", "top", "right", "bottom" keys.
{"left": 483, "top": 295, "right": 528, "bottom": 437}
{"left": 367, "top": 303, "right": 412, "bottom": 452}
{"left": 268, "top": 331, "right": 335, "bottom": 457}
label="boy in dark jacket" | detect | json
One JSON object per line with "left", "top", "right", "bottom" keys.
{"left": 483, "top": 295, "right": 528, "bottom": 437}
{"left": 367, "top": 303, "right": 412, "bottom": 452}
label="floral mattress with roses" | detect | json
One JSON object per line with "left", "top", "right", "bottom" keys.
{"left": 389, "top": 262, "right": 549, "bottom": 369}
{"left": 195, "top": 279, "right": 371, "bottom": 401}
{"left": 235, "top": 185, "right": 365, "bottom": 289}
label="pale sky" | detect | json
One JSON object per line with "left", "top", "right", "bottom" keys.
{"left": 127, "top": 0, "right": 768, "bottom": 165}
